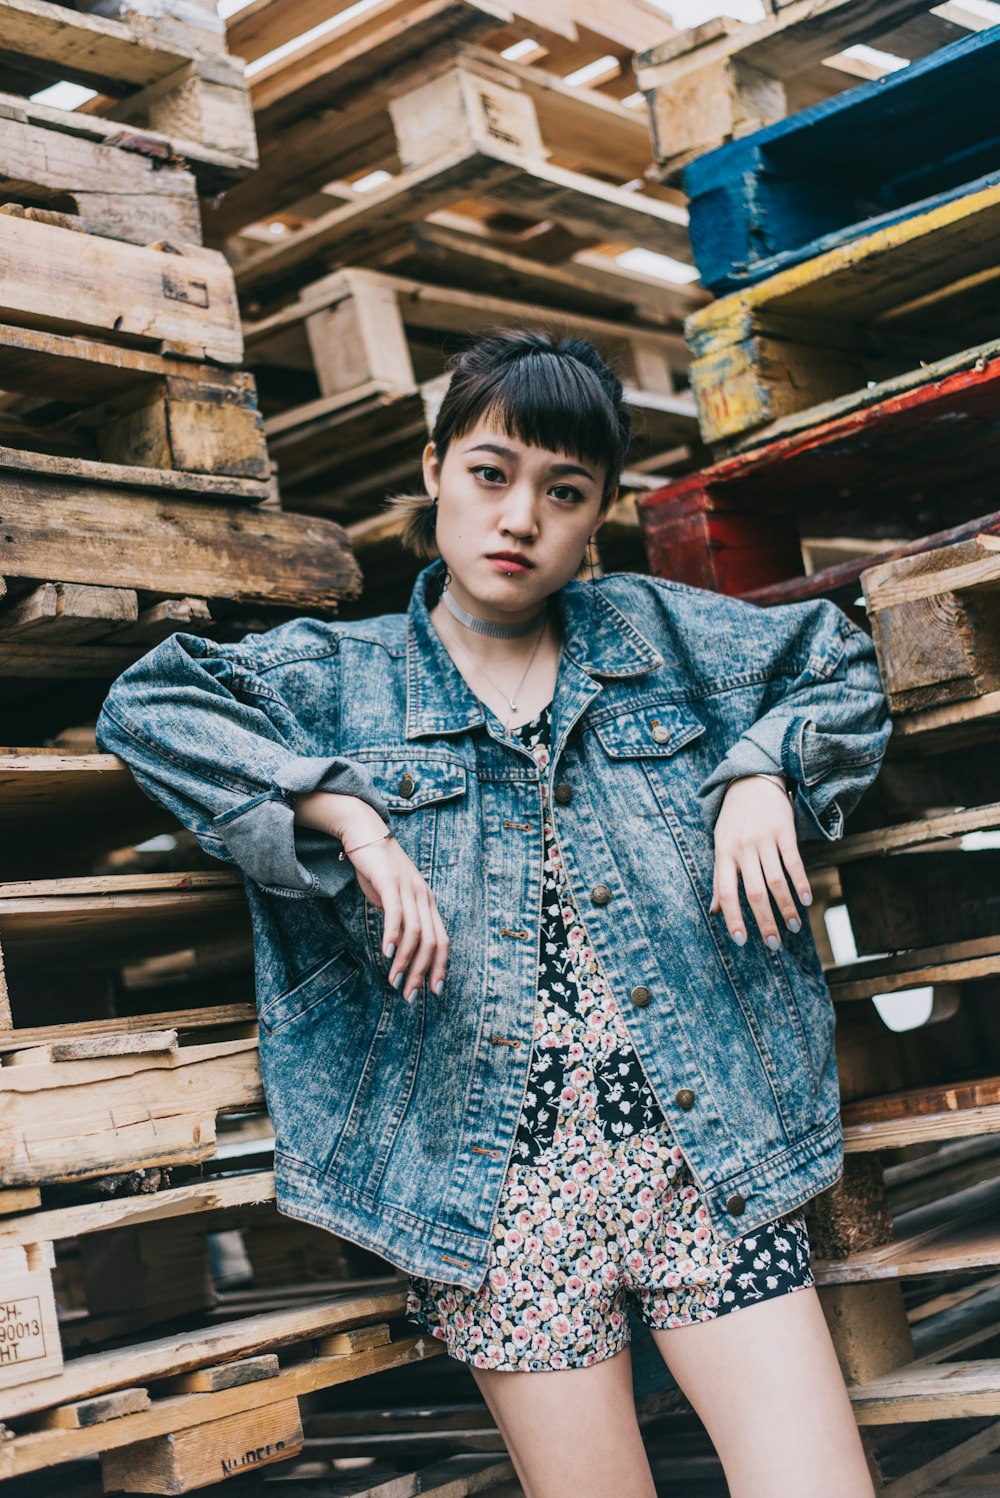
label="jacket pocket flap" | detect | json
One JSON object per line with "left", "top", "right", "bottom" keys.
{"left": 593, "top": 702, "right": 706, "bottom": 759}
{"left": 259, "top": 945, "right": 361, "bottom": 1034}
{"left": 370, "top": 761, "right": 468, "bottom": 812}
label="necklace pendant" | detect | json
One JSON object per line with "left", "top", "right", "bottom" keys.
{"left": 508, "top": 696, "right": 517, "bottom": 711}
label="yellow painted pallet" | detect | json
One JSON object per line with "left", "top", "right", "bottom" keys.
{"left": 684, "top": 179, "right": 1000, "bottom": 445}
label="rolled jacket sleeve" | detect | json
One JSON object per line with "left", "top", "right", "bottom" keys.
{"left": 695, "top": 601, "right": 893, "bottom": 842}
{"left": 95, "top": 629, "right": 391, "bottom": 899}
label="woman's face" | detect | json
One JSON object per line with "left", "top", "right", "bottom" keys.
{"left": 423, "top": 417, "right": 611, "bottom": 623}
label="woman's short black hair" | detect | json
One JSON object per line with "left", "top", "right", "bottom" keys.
{"left": 387, "top": 329, "right": 630, "bottom": 560}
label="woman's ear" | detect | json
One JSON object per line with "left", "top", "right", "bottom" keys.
{"left": 422, "top": 440, "right": 440, "bottom": 499}
{"left": 594, "top": 485, "right": 618, "bottom": 531}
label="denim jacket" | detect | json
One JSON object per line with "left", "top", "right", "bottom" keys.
{"left": 95, "top": 556, "right": 892, "bottom": 1290}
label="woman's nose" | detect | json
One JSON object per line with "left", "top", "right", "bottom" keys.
{"left": 500, "top": 485, "right": 540, "bottom": 536}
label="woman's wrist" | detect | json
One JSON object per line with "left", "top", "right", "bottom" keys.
{"left": 293, "top": 789, "right": 388, "bottom": 843}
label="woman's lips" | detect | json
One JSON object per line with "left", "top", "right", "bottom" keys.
{"left": 487, "top": 556, "right": 533, "bottom": 574}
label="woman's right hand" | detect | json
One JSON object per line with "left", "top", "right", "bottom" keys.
{"left": 346, "top": 833, "right": 450, "bottom": 1003}
{"left": 294, "top": 789, "right": 449, "bottom": 1003}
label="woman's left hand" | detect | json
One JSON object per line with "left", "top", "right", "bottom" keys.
{"left": 709, "top": 775, "right": 813, "bottom": 949}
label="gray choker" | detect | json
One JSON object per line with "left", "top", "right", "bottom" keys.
{"left": 441, "top": 582, "right": 548, "bottom": 638}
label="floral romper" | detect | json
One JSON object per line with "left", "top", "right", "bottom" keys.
{"left": 406, "top": 701, "right": 814, "bottom": 1373}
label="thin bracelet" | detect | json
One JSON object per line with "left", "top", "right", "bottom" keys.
{"left": 337, "top": 830, "right": 393, "bottom": 861}
{"left": 749, "top": 773, "right": 794, "bottom": 802}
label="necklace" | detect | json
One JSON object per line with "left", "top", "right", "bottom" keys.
{"left": 441, "top": 580, "right": 548, "bottom": 638}
{"left": 437, "top": 611, "right": 549, "bottom": 729}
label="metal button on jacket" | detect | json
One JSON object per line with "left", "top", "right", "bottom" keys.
{"left": 675, "top": 1088, "right": 696, "bottom": 1110}
{"left": 590, "top": 883, "right": 612, "bottom": 906}
{"left": 630, "top": 984, "right": 652, "bottom": 1008}
{"left": 553, "top": 782, "right": 573, "bottom": 804}
{"left": 651, "top": 724, "right": 671, "bottom": 744}
{"left": 398, "top": 774, "right": 415, "bottom": 797}
{"left": 727, "top": 1193, "right": 747, "bottom": 1216}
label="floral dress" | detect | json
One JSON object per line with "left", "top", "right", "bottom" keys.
{"left": 406, "top": 701, "right": 814, "bottom": 1372}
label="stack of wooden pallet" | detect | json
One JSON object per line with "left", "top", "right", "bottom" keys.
{"left": 635, "top": 4, "right": 1000, "bottom": 1489}
{"left": 0, "top": 2, "right": 466, "bottom": 1488}
{"left": 204, "top": 0, "right": 711, "bottom": 611}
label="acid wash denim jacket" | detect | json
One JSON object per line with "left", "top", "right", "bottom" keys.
{"left": 95, "top": 555, "right": 892, "bottom": 1291}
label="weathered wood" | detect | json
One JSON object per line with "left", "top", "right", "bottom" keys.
{"left": 684, "top": 182, "right": 1000, "bottom": 443}
{"left": 841, "top": 851, "right": 1000, "bottom": 953}
{"left": 36, "top": 1387, "right": 152, "bottom": 1429}
{"left": 0, "top": 1169, "right": 275, "bottom": 1248}
{"left": 862, "top": 535, "right": 1000, "bottom": 713}
{"left": 0, "top": 215, "right": 243, "bottom": 365}
{"left": 828, "top": 935, "right": 1000, "bottom": 1004}
{"left": 0, "top": 1003, "right": 256, "bottom": 1053}
{"left": 0, "top": 472, "right": 362, "bottom": 609}
{"left": 644, "top": 344, "right": 1000, "bottom": 598}
{"left": 158, "top": 1354, "right": 280, "bottom": 1394}
{"left": 681, "top": 29, "right": 1000, "bottom": 293}
{"left": 0, "top": 1032, "right": 262, "bottom": 1185}
{"left": 99, "top": 1397, "right": 304, "bottom": 1489}
{"left": 0, "top": 110, "right": 200, "bottom": 245}
{"left": 0, "top": 1287, "right": 412, "bottom": 1419}
{"left": 0, "top": 582, "right": 137, "bottom": 642}
{"left": 0, "top": 1245, "right": 62, "bottom": 1392}
{"left": 637, "top": 0, "right": 947, "bottom": 181}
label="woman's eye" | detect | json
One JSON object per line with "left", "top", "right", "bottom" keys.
{"left": 472, "top": 465, "right": 505, "bottom": 484}
{"left": 551, "top": 485, "right": 585, "bottom": 504}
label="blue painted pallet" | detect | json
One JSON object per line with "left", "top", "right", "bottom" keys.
{"left": 683, "top": 26, "right": 1000, "bottom": 295}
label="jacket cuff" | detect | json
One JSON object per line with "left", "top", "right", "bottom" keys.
{"left": 695, "top": 718, "right": 787, "bottom": 829}
{"left": 210, "top": 755, "right": 391, "bottom": 898}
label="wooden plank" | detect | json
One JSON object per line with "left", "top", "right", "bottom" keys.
{"left": 0, "top": 1034, "right": 262, "bottom": 1185}
{"left": 681, "top": 30, "right": 1000, "bottom": 293}
{"left": 0, "top": 215, "right": 243, "bottom": 365}
{"left": 0, "top": 1004, "right": 256, "bottom": 1053}
{"left": 685, "top": 182, "right": 1000, "bottom": 443}
{"left": 0, "top": 87, "right": 253, "bottom": 195}
{"left": 99, "top": 1397, "right": 304, "bottom": 1489}
{"left": 0, "top": 111, "right": 200, "bottom": 246}
{"left": 38, "top": 1387, "right": 152, "bottom": 1429}
{"left": 0, "top": 1250, "right": 62, "bottom": 1392}
{"left": 0, "top": 1168, "right": 275, "bottom": 1248}
{"left": 0, "top": 1286, "right": 409, "bottom": 1417}
{"left": 861, "top": 535, "right": 1000, "bottom": 713}
{"left": 0, "top": 446, "right": 271, "bottom": 502}
{"left": 0, "top": 0, "right": 201, "bottom": 91}
{"left": 642, "top": 345, "right": 1000, "bottom": 595}
{"left": 827, "top": 934, "right": 1000, "bottom": 1003}
{"left": 0, "top": 473, "right": 362, "bottom": 609}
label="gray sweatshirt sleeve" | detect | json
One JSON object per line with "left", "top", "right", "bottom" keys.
{"left": 95, "top": 629, "right": 390, "bottom": 900}
{"left": 696, "top": 604, "right": 892, "bottom": 842}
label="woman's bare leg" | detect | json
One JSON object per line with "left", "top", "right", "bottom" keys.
{"left": 650, "top": 1284, "right": 876, "bottom": 1498}
{"left": 467, "top": 1344, "right": 657, "bottom": 1498}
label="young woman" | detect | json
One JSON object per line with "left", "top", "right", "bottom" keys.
{"left": 97, "top": 331, "right": 891, "bottom": 1498}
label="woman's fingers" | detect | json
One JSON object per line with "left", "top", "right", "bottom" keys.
{"left": 713, "top": 849, "right": 746, "bottom": 945}
{"left": 348, "top": 839, "right": 449, "bottom": 999}
{"left": 388, "top": 882, "right": 421, "bottom": 993}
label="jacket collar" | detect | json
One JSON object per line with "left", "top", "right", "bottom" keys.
{"left": 405, "top": 557, "right": 664, "bottom": 740}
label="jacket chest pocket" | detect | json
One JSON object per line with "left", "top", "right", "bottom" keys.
{"left": 370, "top": 760, "right": 469, "bottom": 871}
{"left": 592, "top": 701, "right": 708, "bottom": 812}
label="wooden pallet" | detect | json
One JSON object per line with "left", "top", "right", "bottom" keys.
{"left": 860, "top": 533, "right": 1000, "bottom": 714}
{"left": 636, "top": 344, "right": 1000, "bottom": 598}
{"left": 217, "top": 44, "right": 689, "bottom": 305}
{"left": 216, "top": 0, "right": 673, "bottom": 243}
{"left": 635, "top": 0, "right": 993, "bottom": 183}
{"left": 0, "top": 469, "right": 363, "bottom": 623}
{"left": 684, "top": 181, "right": 1000, "bottom": 444}
{"left": 0, "top": 0, "right": 256, "bottom": 188}
{"left": 246, "top": 265, "right": 698, "bottom": 518}
{"left": 682, "top": 27, "right": 1000, "bottom": 294}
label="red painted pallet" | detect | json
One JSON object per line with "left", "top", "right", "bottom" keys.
{"left": 637, "top": 345, "right": 1000, "bottom": 608}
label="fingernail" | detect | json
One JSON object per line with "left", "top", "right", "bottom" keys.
{"left": 392, "top": 972, "right": 404, "bottom": 990}
{"left": 799, "top": 891, "right": 813, "bottom": 906}
{"left": 787, "top": 917, "right": 802, "bottom": 933}
{"left": 404, "top": 989, "right": 415, "bottom": 1005}
{"left": 384, "top": 941, "right": 396, "bottom": 958}
{"left": 766, "top": 934, "right": 782, "bottom": 951}
{"left": 433, "top": 980, "right": 445, "bottom": 996}
{"left": 731, "top": 930, "right": 746, "bottom": 946}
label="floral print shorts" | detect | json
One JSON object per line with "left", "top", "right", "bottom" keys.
{"left": 405, "top": 701, "right": 815, "bottom": 1373}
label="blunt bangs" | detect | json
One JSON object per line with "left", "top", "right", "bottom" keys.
{"left": 432, "top": 337, "right": 630, "bottom": 502}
